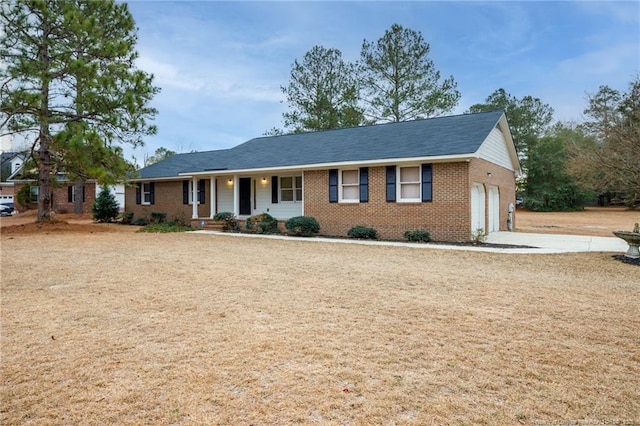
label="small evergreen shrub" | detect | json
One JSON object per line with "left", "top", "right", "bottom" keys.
{"left": 245, "top": 213, "right": 279, "bottom": 234}
{"left": 150, "top": 211, "right": 167, "bottom": 224}
{"left": 16, "top": 184, "right": 34, "bottom": 210}
{"left": 285, "top": 216, "right": 320, "bottom": 237}
{"left": 131, "top": 217, "right": 148, "bottom": 226}
{"left": 347, "top": 225, "right": 377, "bottom": 240}
{"left": 213, "top": 211, "right": 239, "bottom": 231}
{"left": 404, "top": 229, "right": 431, "bottom": 242}
{"left": 120, "top": 211, "right": 134, "bottom": 224}
{"left": 92, "top": 185, "right": 120, "bottom": 222}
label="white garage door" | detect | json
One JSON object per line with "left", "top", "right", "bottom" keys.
{"left": 488, "top": 185, "right": 500, "bottom": 233}
{"left": 471, "top": 183, "right": 486, "bottom": 236}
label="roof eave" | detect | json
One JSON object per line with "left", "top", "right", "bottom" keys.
{"left": 174, "top": 154, "right": 477, "bottom": 177}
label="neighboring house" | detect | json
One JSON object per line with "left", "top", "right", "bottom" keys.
{"left": 126, "top": 111, "right": 521, "bottom": 241}
{"left": 12, "top": 180, "right": 125, "bottom": 214}
{"left": 0, "top": 151, "right": 26, "bottom": 203}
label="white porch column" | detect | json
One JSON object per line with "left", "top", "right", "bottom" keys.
{"left": 209, "top": 176, "right": 215, "bottom": 219}
{"left": 232, "top": 175, "right": 239, "bottom": 216}
{"left": 191, "top": 177, "right": 198, "bottom": 219}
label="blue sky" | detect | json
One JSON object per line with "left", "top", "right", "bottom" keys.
{"left": 126, "top": 1, "right": 639, "bottom": 164}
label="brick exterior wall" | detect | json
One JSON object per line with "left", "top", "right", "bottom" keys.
{"left": 125, "top": 160, "right": 516, "bottom": 242}
{"left": 468, "top": 157, "right": 517, "bottom": 231}
{"left": 305, "top": 160, "right": 516, "bottom": 242}
{"left": 125, "top": 179, "right": 212, "bottom": 224}
{"left": 13, "top": 182, "right": 97, "bottom": 214}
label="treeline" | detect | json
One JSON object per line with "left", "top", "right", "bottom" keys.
{"left": 269, "top": 23, "right": 639, "bottom": 211}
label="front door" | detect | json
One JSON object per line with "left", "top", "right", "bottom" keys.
{"left": 239, "top": 177, "right": 251, "bottom": 215}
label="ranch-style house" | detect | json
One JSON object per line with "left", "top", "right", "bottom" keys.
{"left": 126, "top": 110, "right": 521, "bottom": 242}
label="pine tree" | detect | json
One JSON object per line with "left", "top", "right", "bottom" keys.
{"left": 359, "top": 24, "right": 460, "bottom": 122}
{"left": 0, "top": 0, "right": 158, "bottom": 221}
{"left": 92, "top": 185, "right": 120, "bottom": 222}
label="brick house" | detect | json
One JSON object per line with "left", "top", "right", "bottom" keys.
{"left": 12, "top": 180, "right": 98, "bottom": 214}
{"left": 126, "top": 111, "right": 521, "bottom": 241}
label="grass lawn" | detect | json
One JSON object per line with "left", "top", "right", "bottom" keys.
{"left": 1, "top": 209, "right": 639, "bottom": 424}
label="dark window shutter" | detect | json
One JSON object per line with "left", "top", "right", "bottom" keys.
{"left": 422, "top": 164, "right": 433, "bottom": 202}
{"left": 198, "top": 179, "right": 205, "bottom": 204}
{"left": 359, "top": 167, "right": 369, "bottom": 202}
{"left": 135, "top": 183, "right": 141, "bottom": 205}
{"left": 182, "top": 181, "right": 189, "bottom": 204}
{"left": 149, "top": 182, "right": 155, "bottom": 205}
{"left": 67, "top": 186, "right": 73, "bottom": 203}
{"left": 386, "top": 166, "right": 396, "bottom": 202}
{"left": 271, "top": 176, "right": 278, "bottom": 203}
{"left": 329, "top": 169, "right": 338, "bottom": 203}
{"left": 82, "top": 186, "right": 85, "bottom": 202}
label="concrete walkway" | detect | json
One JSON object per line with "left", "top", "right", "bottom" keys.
{"left": 192, "top": 229, "right": 629, "bottom": 255}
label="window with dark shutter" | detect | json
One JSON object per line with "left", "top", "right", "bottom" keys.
{"left": 68, "top": 186, "right": 73, "bottom": 203}
{"left": 271, "top": 176, "right": 278, "bottom": 203}
{"left": 422, "top": 164, "right": 433, "bottom": 202}
{"left": 183, "top": 181, "right": 189, "bottom": 204}
{"left": 386, "top": 166, "right": 396, "bottom": 202}
{"left": 359, "top": 167, "right": 369, "bottom": 202}
{"left": 198, "top": 179, "right": 205, "bottom": 204}
{"left": 329, "top": 169, "right": 338, "bottom": 203}
{"left": 149, "top": 182, "right": 155, "bottom": 205}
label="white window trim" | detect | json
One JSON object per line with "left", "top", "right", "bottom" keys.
{"left": 188, "top": 180, "right": 201, "bottom": 205}
{"left": 339, "top": 169, "right": 360, "bottom": 203}
{"left": 30, "top": 186, "right": 39, "bottom": 202}
{"left": 142, "top": 183, "right": 152, "bottom": 205}
{"left": 280, "top": 175, "right": 302, "bottom": 203}
{"left": 396, "top": 165, "right": 421, "bottom": 203}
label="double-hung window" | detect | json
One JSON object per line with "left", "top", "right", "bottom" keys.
{"left": 183, "top": 180, "right": 205, "bottom": 205}
{"left": 386, "top": 164, "right": 432, "bottom": 203}
{"left": 398, "top": 166, "right": 421, "bottom": 202}
{"left": 142, "top": 183, "right": 153, "bottom": 204}
{"left": 280, "top": 176, "right": 302, "bottom": 202}
{"left": 340, "top": 170, "right": 359, "bottom": 202}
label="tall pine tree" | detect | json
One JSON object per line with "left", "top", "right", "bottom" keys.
{"left": 0, "top": 0, "right": 158, "bottom": 221}
{"left": 359, "top": 23, "right": 460, "bottom": 123}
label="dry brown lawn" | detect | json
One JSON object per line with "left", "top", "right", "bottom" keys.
{"left": 1, "top": 209, "right": 639, "bottom": 425}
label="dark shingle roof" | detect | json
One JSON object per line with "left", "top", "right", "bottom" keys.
{"left": 138, "top": 111, "right": 504, "bottom": 179}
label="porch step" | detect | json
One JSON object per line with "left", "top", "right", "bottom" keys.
{"left": 191, "top": 219, "right": 227, "bottom": 231}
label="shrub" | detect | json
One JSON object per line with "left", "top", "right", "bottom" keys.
{"left": 120, "top": 211, "right": 134, "bottom": 224}
{"left": 131, "top": 217, "right": 148, "bottom": 226}
{"left": 285, "top": 216, "right": 320, "bottom": 237}
{"left": 213, "top": 211, "right": 239, "bottom": 231}
{"left": 471, "top": 228, "right": 486, "bottom": 244}
{"left": 138, "top": 221, "right": 192, "bottom": 233}
{"left": 16, "top": 184, "right": 34, "bottom": 210}
{"left": 92, "top": 185, "right": 120, "bottom": 223}
{"left": 246, "top": 213, "right": 279, "bottom": 234}
{"left": 348, "top": 225, "right": 377, "bottom": 240}
{"left": 150, "top": 211, "right": 167, "bottom": 224}
{"left": 404, "top": 229, "right": 431, "bottom": 242}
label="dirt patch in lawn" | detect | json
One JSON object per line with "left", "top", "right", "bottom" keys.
{"left": 1, "top": 231, "right": 638, "bottom": 425}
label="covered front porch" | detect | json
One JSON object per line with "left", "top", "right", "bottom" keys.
{"left": 183, "top": 172, "right": 304, "bottom": 223}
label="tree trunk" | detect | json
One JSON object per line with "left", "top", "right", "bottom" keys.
{"left": 73, "top": 180, "right": 83, "bottom": 214}
{"left": 37, "top": 19, "right": 53, "bottom": 222}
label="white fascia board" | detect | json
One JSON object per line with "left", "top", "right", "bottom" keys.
{"left": 179, "top": 154, "right": 475, "bottom": 177}
{"left": 497, "top": 113, "right": 522, "bottom": 176}
{"left": 129, "top": 176, "right": 186, "bottom": 183}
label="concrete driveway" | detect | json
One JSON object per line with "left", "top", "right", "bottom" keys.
{"left": 486, "top": 231, "right": 628, "bottom": 254}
